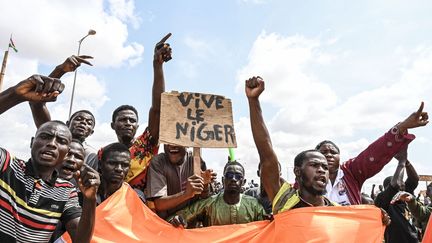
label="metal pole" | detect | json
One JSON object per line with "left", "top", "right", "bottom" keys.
{"left": 68, "top": 34, "right": 89, "bottom": 118}
{"left": 0, "top": 50, "right": 9, "bottom": 91}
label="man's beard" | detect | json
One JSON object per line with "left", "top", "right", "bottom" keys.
{"left": 299, "top": 174, "right": 327, "bottom": 196}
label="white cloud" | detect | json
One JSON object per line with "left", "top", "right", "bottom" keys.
{"left": 184, "top": 36, "right": 218, "bottom": 59}
{"left": 0, "top": 0, "right": 142, "bottom": 158}
{"left": 108, "top": 0, "right": 141, "bottom": 29}
{"left": 233, "top": 31, "right": 432, "bottom": 190}
{"left": 0, "top": 0, "right": 144, "bottom": 67}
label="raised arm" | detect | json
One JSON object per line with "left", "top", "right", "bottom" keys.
{"left": 66, "top": 164, "right": 100, "bottom": 243}
{"left": 245, "top": 76, "right": 281, "bottom": 202}
{"left": 404, "top": 159, "right": 419, "bottom": 193}
{"left": 29, "top": 55, "right": 93, "bottom": 128}
{"left": 343, "top": 102, "right": 428, "bottom": 185}
{"left": 374, "top": 160, "right": 405, "bottom": 209}
{"left": 371, "top": 184, "right": 376, "bottom": 200}
{"left": 148, "top": 33, "right": 171, "bottom": 142}
{"left": 0, "top": 75, "right": 64, "bottom": 115}
{"left": 392, "top": 148, "right": 407, "bottom": 189}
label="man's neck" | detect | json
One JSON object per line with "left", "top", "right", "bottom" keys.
{"left": 72, "top": 135, "right": 86, "bottom": 143}
{"left": 298, "top": 188, "right": 325, "bottom": 206}
{"left": 329, "top": 169, "right": 338, "bottom": 185}
{"left": 32, "top": 163, "right": 55, "bottom": 182}
{"left": 118, "top": 136, "right": 133, "bottom": 148}
{"left": 223, "top": 191, "right": 241, "bottom": 205}
{"left": 99, "top": 180, "right": 122, "bottom": 199}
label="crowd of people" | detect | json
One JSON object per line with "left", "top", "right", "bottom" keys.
{"left": 0, "top": 33, "right": 430, "bottom": 243}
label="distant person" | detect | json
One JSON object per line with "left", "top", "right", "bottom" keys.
{"left": 392, "top": 190, "right": 431, "bottom": 238}
{"left": 374, "top": 147, "right": 420, "bottom": 243}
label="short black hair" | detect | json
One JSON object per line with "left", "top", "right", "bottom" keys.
{"left": 315, "top": 140, "right": 340, "bottom": 153}
{"left": 69, "top": 110, "right": 95, "bottom": 126}
{"left": 112, "top": 105, "right": 139, "bottom": 123}
{"left": 383, "top": 176, "right": 392, "bottom": 189}
{"left": 294, "top": 149, "right": 321, "bottom": 167}
{"left": 223, "top": 161, "right": 245, "bottom": 175}
{"left": 100, "top": 142, "right": 130, "bottom": 162}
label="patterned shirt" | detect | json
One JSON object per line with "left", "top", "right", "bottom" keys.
{"left": 125, "top": 128, "right": 159, "bottom": 191}
{"left": 174, "top": 192, "right": 266, "bottom": 227}
{"left": 0, "top": 148, "right": 82, "bottom": 242}
{"left": 273, "top": 182, "right": 336, "bottom": 214}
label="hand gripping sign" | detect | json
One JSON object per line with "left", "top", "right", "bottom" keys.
{"left": 160, "top": 91, "right": 237, "bottom": 175}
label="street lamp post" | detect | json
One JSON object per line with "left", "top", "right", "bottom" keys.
{"left": 68, "top": 29, "right": 96, "bottom": 118}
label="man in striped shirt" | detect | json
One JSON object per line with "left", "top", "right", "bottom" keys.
{"left": 0, "top": 75, "right": 100, "bottom": 242}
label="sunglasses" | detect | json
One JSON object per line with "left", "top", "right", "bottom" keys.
{"left": 224, "top": 172, "right": 243, "bottom": 180}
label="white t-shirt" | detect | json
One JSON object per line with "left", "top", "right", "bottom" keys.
{"left": 325, "top": 169, "right": 350, "bottom": 205}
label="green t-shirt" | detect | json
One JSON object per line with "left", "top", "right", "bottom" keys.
{"left": 174, "top": 192, "right": 266, "bottom": 227}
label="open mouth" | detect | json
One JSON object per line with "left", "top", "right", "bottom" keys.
{"left": 40, "top": 150, "right": 56, "bottom": 160}
{"left": 168, "top": 148, "right": 180, "bottom": 154}
{"left": 60, "top": 163, "right": 76, "bottom": 176}
{"left": 315, "top": 176, "right": 327, "bottom": 187}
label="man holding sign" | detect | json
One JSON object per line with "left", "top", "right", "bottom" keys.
{"left": 149, "top": 90, "right": 236, "bottom": 219}
{"left": 145, "top": 145, "right": 214, "bottom": 219}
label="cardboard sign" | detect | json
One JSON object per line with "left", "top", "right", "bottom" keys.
{"left": 159, "top": 91, "right": 237, "bottom": 148}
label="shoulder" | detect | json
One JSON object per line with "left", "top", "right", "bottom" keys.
{"left": 150, "top": 153, "right": 167, "bottom": 165}
{"left": 242, "top": 194, "right": 262, "bottom": 205}
{"left": 82, "top": 141, "right": 97, "bottom": 154}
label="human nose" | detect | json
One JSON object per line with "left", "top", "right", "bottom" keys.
{"left": 46, "top": 136, "right": 58, "bottom": 148}
{"left": 317, "top": 165, "right": 326, "bottom": 174}
{"left": 114, "top": 163, "right": 123, "bottom": 172}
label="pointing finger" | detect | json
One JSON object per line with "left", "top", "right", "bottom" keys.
{"left": 158, "top": 33, "right": 172, "bottom": 44}
{"left": 76, "top": 56, "right": 93, "bottom": 66}
{"left": 416, "top": 101, "right": 424, "bottom": 115}
{"left": 77, "top": 55, "right": 93, "bottom": 59}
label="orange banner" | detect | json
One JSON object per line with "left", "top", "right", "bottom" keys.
{"left": 423, "top": 214, "right": 432, "bottom": 243}
{"left": 62, "top": 184, "right": 385, "bottom": 243}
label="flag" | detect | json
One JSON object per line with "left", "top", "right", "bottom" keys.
{"left": 8, "top": 37, "right": 17, "bottom": 53}
{"left": 423, "top": 215, "right": 432, "bottom": 243}
{"left": 61, "top": 184, "right": 385, "bottom": 243}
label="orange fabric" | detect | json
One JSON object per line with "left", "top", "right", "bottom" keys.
{"left": 423, "top": 215, "right": 432, "bottom": 243}
{"left": 62, "top": 185, "right": 385, "bottom": 243}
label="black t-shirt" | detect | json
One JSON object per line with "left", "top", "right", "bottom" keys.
{"left": 375, "top": 183, "right": 419, "bottom": 243}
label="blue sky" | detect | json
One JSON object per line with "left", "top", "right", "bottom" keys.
{"left": 1, "top": 0, "right": 432, "bottom": 195}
